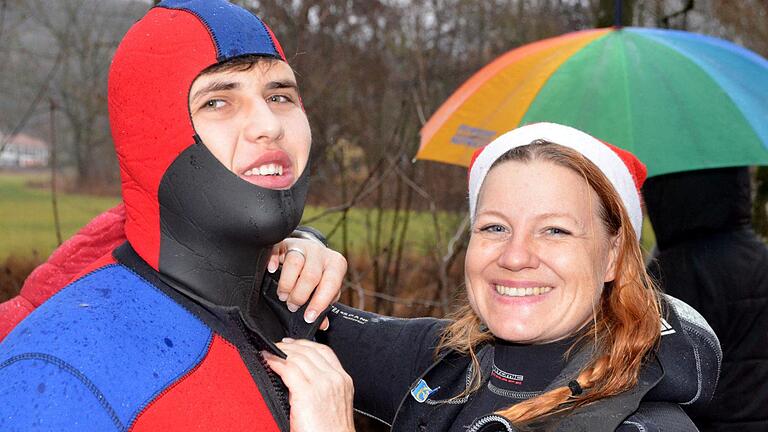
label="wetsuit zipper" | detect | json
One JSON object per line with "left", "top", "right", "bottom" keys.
{"left": 234, "top": 317, "right": 291, "bottom": 424}
{"left": 257, "top": 344, "right": 291, "bottom": 418}
{"left": 467, "top": 414, "right": 515, "bottom": 432}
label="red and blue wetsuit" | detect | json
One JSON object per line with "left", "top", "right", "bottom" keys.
{"left": 0, "top": 1, "right": 314, "bottom": 430}
{"left": 0, "top": 244, "right": 291, "bottom": 431}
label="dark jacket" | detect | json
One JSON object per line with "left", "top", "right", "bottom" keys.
{"left": 645, "top": 168, "right": 768, "bottom": 431}
{"left": 321, "top": 295, "right": 720, "bottom": 431}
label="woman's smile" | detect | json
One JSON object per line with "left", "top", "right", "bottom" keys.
{"left": 490, "top": 280, "right": 554, "bottom": 306}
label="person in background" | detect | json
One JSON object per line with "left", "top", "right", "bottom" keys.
{"left": 644, "top": 167, "right": 768, "bottom": 432}
{"left": 267, "top": 122, "right": 722, "bottom": 431}
{"left": 0, "top": 1, "right": 346, "bottom": 430}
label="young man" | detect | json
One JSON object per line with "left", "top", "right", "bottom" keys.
{"left": 0, "top": 1, "right": 341, "bottom": 430}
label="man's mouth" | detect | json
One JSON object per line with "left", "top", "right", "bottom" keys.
{"left": 243, "top": 163, "right": 284, "bottom": 177}
{"left": 239, "top": 151, "right": 294, "bottom": 189}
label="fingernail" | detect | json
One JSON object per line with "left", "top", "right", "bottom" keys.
{"left": 304, "top": 310, "right": 317, "bottom": 323}
{"left": 278, "top": 292, "right": 288, "bottom": 302}
{"left": 282, "top": 337, "right": 295, "bottom": 343}
{"left": 268, "top": 262, "right": 278, "bottom": 273}
{"left": 286, "top": 302, "right": 299, "bottom": 313}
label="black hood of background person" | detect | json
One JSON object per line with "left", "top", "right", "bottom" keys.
{"left": 107, "top": 0, "right": 308, "bottom": 339}
{"left": 644, "top": 170, "right": 768, "bottom": 429}
{"left": 643, "top": 167, "right": 752, "bottom": 250}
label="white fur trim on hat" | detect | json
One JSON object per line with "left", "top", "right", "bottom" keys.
{"left": 468, "top": 122, "right": 643, "bottom": 238}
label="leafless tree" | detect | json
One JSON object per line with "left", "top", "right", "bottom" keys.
{"left": 1, "top": 0, "right": 145, "bottom": 188}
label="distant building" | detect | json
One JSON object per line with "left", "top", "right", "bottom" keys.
{"left": 0, "top": 133, "right": 50, "bottom": 168}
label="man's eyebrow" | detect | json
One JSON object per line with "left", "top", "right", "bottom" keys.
{"left": 190, "top": 81, "right": 239, "bottom": 103}
{"left": 266, "top": 80, "right": 298, "bottom": 91}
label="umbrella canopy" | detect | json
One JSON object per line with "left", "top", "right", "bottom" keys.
{"left": 417, "top": 27, "right": 768, "bottom": 177}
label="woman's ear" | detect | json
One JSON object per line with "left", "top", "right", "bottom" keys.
{"left": 603, "top": 234, "right": 621, "bottom": 283}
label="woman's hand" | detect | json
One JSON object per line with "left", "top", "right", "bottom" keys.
{"left": 268, "top": 238, "right": 347, "bottom": 329}
{"left": 263, "top": 339, "right": 356, "bottom": 432}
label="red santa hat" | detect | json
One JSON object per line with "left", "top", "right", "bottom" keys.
{"left": 468, "top": 122, "right": 647, "bottom": 239}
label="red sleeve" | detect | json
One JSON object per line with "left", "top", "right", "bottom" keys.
{"left": 0, "top": 296, "right": 36, "bottom": 342}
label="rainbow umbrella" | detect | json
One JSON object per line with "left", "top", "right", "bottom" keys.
{"left": 417, "top": 27, "right": 768, "bottom": 177}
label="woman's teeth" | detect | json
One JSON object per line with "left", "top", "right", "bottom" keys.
{"left": 494, "top": 285, "right": 553, "bottom": 297}
{"left": 244, "top": 164, "right": 283, "bottom": 176}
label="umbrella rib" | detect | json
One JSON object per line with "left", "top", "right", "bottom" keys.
{"left": 617, "top": 34, "right": 635, "bottom": 153}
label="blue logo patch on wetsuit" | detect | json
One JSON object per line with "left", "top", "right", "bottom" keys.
{"left": 411, "top": 379, "right": 440, "bottom": 403}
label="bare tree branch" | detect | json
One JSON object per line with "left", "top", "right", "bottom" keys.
{"left": 659, "top": 0, "right": 695, "bottom": 29}
{"left": 49, "top": 97, "right": 62, "bottom": 246}
{"left": 0, "top": 52, "right": 63, "bottom": 155}
{"left": 0, "top": 0, "right": 7, "bottom": 42}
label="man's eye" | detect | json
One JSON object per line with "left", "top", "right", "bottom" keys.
{"left": 268, "top": 94, "right": 291, "bottom": 103}
{"left": 202, "top": 99, "right": 226, "bottom": 110}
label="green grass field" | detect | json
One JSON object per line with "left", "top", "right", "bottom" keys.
{"left": 302, "top": 206, "right": 465, "bottom": 257}
{"left": 0, "top": 172, "right": 654, "bottom": 262}
{"left": 0, "top": 173, "right": 121, "bottom": 261}
{"left": 0, "top": 173, "right": 464, "bottom": 261}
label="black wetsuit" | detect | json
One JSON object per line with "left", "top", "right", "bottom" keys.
{"left": 320, "top": 296, "right": 720, "bottom": 431}
{"left": 645, "top": 167, "right": 768, "bottom": 431}
{"left": 449, "top": 338, "right": 572, "bottom": 431}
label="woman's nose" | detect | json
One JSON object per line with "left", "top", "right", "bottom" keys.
{"left": 243, "top": 100, "right": 283, "bottom": 143}
{"left": 497, "top": 235, "right": 539, "bottom": 271}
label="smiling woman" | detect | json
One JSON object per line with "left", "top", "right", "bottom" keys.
{"left": 271, "top": 122, "right": 722, "bottom": 432}
{"left": 441, "top": 134, "right": 658, "bottom": 425}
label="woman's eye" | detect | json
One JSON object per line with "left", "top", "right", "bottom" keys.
{"left": 480, "top": 224, "right": 506, "bottom": 234}
{"left": 545, "top": 227, "right": 571, "bottom": 236}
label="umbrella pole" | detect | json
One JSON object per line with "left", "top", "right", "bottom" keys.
{"left": 614, "top": 0, "right": 623, "bottom": 28}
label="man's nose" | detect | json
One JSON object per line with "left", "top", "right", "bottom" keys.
{"left": 497, "top": 234, "right": 540, "bottom": 271}
{"left": 243, "top": 100, "right": 283, "bottom": 143}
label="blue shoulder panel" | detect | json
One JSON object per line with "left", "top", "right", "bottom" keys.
{"left": 0, "top": 356, "right": 120, "bottom": 431}
{"left": 157, "top": 0, "right": 281, "bottom": 61}
{"left": 0, "top": 265, "right": 213, "bottom": 431}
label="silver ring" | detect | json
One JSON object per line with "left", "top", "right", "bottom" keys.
{"left": 285, "top": 247, "right": 306, "bottom": 260}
